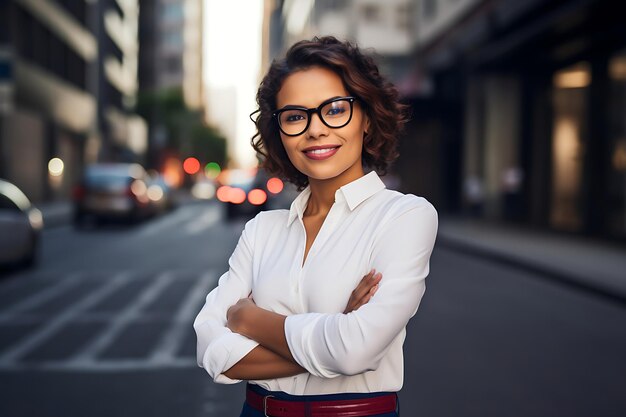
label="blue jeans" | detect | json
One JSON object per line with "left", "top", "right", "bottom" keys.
{"left": 239, "top": 383, "right": 400, "bottom": 417}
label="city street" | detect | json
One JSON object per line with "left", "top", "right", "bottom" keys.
{"left": 0, "top": 202, "right": 625, "bottom": 417}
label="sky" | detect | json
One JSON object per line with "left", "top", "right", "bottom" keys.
{"left": 203, "top": 0, "right": 264, "bottom": 168}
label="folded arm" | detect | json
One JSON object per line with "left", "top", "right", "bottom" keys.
{"left": 225, "top": 270, "right": 382, "bottom": 379}
{"left": 229, "top": 202, "right": 438, "bottom": 379}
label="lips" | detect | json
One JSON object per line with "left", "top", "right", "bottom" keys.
{"left": 302, "top": 145, "right": 341, "bottom": 161}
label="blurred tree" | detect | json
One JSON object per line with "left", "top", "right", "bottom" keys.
{"left": 135, "top": 88, "right": 227, "bottom": 169}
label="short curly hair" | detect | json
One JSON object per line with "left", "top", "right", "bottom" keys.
{"left": 251, "top": 36, "right": 409, "bottom": 189}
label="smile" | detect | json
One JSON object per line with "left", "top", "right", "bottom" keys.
{"left": 302, "top": 146, "right": 341, "bottom": 160}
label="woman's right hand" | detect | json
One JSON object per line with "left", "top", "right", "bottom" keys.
{"left": 343, "top": 269, "right": 382, "bottom": 314}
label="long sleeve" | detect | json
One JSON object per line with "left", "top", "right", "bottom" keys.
{"left": 284, "top": 200, "right": 438, "bottom": 378}
{"left": 193, "top": 215, "right": 260, "bottom": 384}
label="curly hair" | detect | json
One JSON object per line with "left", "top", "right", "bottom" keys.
{"left": 251, "top": 36, "right": 409, "bottom": 189}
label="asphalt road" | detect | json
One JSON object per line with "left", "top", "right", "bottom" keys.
{"left": 0, "top": 201, "right": 624, "bottom": 417}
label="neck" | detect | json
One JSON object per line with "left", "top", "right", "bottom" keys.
{"left": 305, "top": 163, "right": 365, "bottom": 216}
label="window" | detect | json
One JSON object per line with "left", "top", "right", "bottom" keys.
{"left": 607, "top": 50, "right": 626, "bottom": 237}
{"left": 163, "top": 31, "right": 183, "bottom": 48}
{"left": 162, "top": 3, "right": 184, "bottom": 22}
{"left": 422, "top": 0, "right": 437, "bottom": 19}
{"left": 361, "top": 4, "right": 380, "bottom": 22}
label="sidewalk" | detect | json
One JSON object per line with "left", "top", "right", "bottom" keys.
{"left": 437, "top": 217, "right": 626, "bottom": 304}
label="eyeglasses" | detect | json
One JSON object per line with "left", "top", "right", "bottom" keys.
{"left": 272, "top": 96, "right": 356, "bottom": 136}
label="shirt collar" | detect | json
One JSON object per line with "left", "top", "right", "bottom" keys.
{"left": 287, "top": 171, "right": 386, "bottom": 226}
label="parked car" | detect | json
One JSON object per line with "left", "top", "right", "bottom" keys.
{"left": 0, "top": 179, "right": 44, "bottom": 268}
{"left": 73, "top": 163, "right": 152, "bottom": 226}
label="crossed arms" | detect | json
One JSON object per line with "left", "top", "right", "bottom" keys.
{"left": 193, "top": 202, "right": 437, "bottom": 383}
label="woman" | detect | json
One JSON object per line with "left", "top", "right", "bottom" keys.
{"left": 194, "top": 36, "right": 438, "bottom": 417}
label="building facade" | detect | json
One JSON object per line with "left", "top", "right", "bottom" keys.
{"left": 0, "top": 0, "right": 146, "bottom": 202}
{"left": 137, "top": 0, "right": 204, "bottom": 169}
{"left": 138, "top": 0, "right": 203, "bottom": 108}
{"left": 0, "top": 0, "right": 98, "bottom": 202}
{"left": 95, "top": 0, "right": 147, "bottom": 164}
{"left": 406, "top": 0, "right": 626, "bottom": 241}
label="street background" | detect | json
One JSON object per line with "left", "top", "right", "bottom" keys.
{"left": 1, "top": 0, "right": 626, "bottom": 416}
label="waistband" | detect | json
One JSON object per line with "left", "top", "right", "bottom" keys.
{"left": 246, "top": 383, "right": 398, "bottom": 417}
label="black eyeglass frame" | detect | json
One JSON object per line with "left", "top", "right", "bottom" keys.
{"left": 272, "top": 96, "right": 357, "bottom": 137}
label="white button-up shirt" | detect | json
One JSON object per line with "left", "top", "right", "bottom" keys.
{"left": 194, "top": 171, "right": 438, "bottom": 395}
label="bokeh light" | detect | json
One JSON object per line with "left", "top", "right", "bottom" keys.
{"left": 248, "top": 189, "right": 267, "bottom": 205}
{"left": 163, "top": 157, "right": 183, "bottom": 188}
{"left": 131, "top": 180, "right": 147, "bottom": 197}
{"left": 48, "top": 158, "right": 64, "bottom": 177}
{"left": 147, "top": 184, "right": 164, "bottom": 201}
{"left": 183, "top": 157, "right": 201, "bottom": 175}
{"left": 216, "top": 185, "right": 232, "bottom": 202}
{"left": 192, "top": 181, "right": 216, "bottom": 199}
{"left": 205, "top": 162, "right": 221, "bottom": 179}
{"left": 267, "top": 177, "right": 284, "bottom": 194}
{"left": 230, "top": 187, "right": 246, "bottom": 204}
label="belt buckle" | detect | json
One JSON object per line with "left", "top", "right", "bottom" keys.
{"left": 263, "top": 395, "right": 275, "bottom": 417}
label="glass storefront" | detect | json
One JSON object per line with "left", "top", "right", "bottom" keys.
{"left": 608, "top": 50, "right": 626, "bottom": 238}
{"left": 550, "top": 62, "right": 590, "bottom": 231}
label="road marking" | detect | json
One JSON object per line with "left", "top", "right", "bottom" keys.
{"left": 0, "top": 272, "right": 84, "bottom": 317}
{"left": 0, "top": 358, "right": 197, "bottom": 372}
{"left": 150, "top": 270, "right": 217, "bottom": 363}
{"left": 0, "top": 271, "right": 132, "bottom": 365}
{"left": 0, "top": 270, "right": 220, "bottom": 371}
{"left": 185, "top": 205, "right": 220, "bottom": 235}
{"left": 136, "top": 205, "right": 198, "bottom": 237}
{"left": 66, "top": 271, "right": 176, "bottom": 367}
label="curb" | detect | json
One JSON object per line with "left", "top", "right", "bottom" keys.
{"left": 436, "top": 235, "right": 626, "bottom": 307}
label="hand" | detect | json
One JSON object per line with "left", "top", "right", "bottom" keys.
{"left": 227, "top": 296, "right": 256, "bottom": 334}
{"left": 343, "top": 269, "right": 382, "bottom": 314}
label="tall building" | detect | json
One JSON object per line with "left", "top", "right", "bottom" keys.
{"left": 0, "top": 0, "right": 98, "bottom": 202}
{"left": 138, "top": 0, "right": 204, "bottom": 169}
{"left": 138, "top": 0, "right": 203, "bottom": 109}
{"left": 0, "top": 0, "right": 146, "bottom": 202}
{"left": 94, "top": 0, "right": 147, "bottom": 164}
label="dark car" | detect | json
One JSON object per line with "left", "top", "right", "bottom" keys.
{"left": 218, "top": 169, "right": 284, "bottom": 220}
{"left": 0, "top": 179, "right": 44, "bottom": 268}
{"left": 73, "top": 163, "right": 152, "bottom": 226}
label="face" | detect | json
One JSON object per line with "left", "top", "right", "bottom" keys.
{"left": 275, "top": 66, "right": 369, "bottom": 185}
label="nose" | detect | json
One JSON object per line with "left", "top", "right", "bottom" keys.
{"left": 306, "top": 112, "right": 328, "bottom": 139}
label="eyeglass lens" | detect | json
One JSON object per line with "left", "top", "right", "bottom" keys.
{"left": 278, "top": 99, "right": 352, "bottom": 136}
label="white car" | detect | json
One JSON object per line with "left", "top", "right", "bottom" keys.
{"left": 0, "top": 179, "right": 44, "bottom": 267}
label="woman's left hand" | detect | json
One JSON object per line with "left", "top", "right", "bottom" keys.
{"left": 227, "top": 296, "right": 256, "bottom": 335}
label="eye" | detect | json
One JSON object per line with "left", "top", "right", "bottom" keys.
{"left": 281, "top": 111, "right": 307, "bottom": 123}
{"left": 326, "top": 107, "right": 346, "bottom": 116}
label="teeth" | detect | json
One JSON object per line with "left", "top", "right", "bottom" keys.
{"left": 306, "top": 147, "right": 337, "bottom": 155}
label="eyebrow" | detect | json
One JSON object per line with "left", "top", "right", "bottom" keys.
{"left": 277, "top": 96, "right": 345, "bottom": 110}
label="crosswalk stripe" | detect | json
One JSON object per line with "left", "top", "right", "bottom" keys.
{"left": 136, "top": 205, "right": 197, "bottom": 237}
{"left": 185, "top": 205, "right": 221, "bottom": 235}
{"left": 149, "top": 270, "right": 218, "bottom": 363}
{"left": 0, "top": 271, "right": 132, "bottom": 365}
{"left": 66, "top": 271, "right": 176, "bottom": 367}
{"left": 0, "top": 272, "right": 84, "bottom": 316}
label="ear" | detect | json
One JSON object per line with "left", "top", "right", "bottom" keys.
{"left": 363, "top": 114, "right": 370, "bottom": 136}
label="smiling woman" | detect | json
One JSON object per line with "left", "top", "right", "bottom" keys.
{"left": 194, "top": 36, "right": 438, "bottom": 417}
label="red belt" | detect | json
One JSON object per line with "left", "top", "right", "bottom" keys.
{"left": 246, "top": 386, "right": 397, "bottom": 417}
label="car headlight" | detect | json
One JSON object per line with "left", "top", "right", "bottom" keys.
{"left": 28, "top": 208, "right": 44, "bottom": 231}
